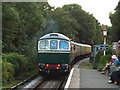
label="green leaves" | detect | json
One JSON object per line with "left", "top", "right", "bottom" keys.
{"left": 2, "top": 60, "right": 15, "bottom": 83}
{"left": 3, "top": 3, "right": 19, "bottom": 21}
{"left": 109, "top": 1, "right": 120, "bottom": 41}
{"left": 2, "top": 53, "right": 38, "bottom": 84}
{"left": 53, "top": 4, "right": 103, "bottom": 45}
{"left": 2, "top": 2, "right": 47, "bottom": 55}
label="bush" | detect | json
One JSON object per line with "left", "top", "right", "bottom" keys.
{"left": 2, "top": 53, "right": 29, "bottom": 77}
{"left": 92, "top": 51, "right": 103, "bottom": 69}
{"left": 2, "top": 60, "right": 15, "bottom": 83}
{"left": 106, "top": 45, "right": 112, "bottom": 55}
{"left": 97, "top": 54, "right": 111, "bottom": 71}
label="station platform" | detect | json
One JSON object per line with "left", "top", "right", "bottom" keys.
{"left": 64, "top": 58, "right": 119, "bottom": 89}
{"left": 65, "top": 68, "right": 80, "bottom": 88}
{"left": 65, "top": 68, "right": 118, "bottom": 88}
{"left": 68, "top": 68, "right": 80, "bottom": 88}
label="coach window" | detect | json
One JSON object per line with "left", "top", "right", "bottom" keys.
{"left": 39, "top": 40, "right": 49, "bottom": 49}
{"left": 50, "top": 40, "right": 58, "bottom": 49}
{"left": 59, "top": 41, "right": 69, "bottom": 50}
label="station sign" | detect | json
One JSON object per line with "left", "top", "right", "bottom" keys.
{"left": 112, "top": 42, "right": 118, "bottom": 50}
{"left": 100, "top": 44, "right": 108, "bottom": 51}
{"left": 112, "top": 42, "right": 119, "bottom": 55}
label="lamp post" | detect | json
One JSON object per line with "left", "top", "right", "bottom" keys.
{"left": 102, "top": 26, "right": 108, "bottom": 55}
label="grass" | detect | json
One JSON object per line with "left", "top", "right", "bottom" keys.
{"left": 79, "top": 62, "right": 93, "bottom": 69}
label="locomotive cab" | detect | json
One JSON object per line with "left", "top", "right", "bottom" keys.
{"left": 38, "top": 33, "right": 71, "bottom": 73}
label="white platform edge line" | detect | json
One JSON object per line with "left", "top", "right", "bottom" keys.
{"left": 64, "top": 68, "right": 74, "bottom": 89}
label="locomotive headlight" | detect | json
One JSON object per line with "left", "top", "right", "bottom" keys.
{"left": 58, "top": 64, "right": 60, "bottom": 67}
{"left": 46, "top": 64, "right": 49, "bottom": 67}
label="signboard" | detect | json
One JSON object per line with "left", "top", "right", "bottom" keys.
{"left": 100, "top": 44, "right": 108, "bottom": 51}
{"left": 112, "top": 42, "right": 118, "bottom": 50}
{"left": 112, "top": 42, "right": 119, "bottom": 55}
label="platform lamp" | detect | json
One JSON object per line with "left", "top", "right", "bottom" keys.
{"left": 102, "top": 26, "right": 108, "bottom": 55}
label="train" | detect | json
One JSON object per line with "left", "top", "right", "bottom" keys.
{"left": 38, "top": 33, "right": 91, "bottom": 74}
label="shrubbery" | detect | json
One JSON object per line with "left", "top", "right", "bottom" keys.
{"left": 97, "top": 54, "right": 111, "bottom": 71}
{"left": 2, "top": 53, "right": 28, "bottom": 76}
{"left": 106, "top": 45, "right": 112, "bottom": 55}
{"left": 92, "top": 45, "right": 112, "bottom": 70}
{"left": 92, "top": 51, "right": 103, "bottom": 69}
{"left": 2, "top": 53, "right": 37, "bottom": 84}
{"left": 2, "top": 60, "right": 15, "bottom": 83}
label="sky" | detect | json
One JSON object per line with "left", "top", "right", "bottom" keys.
{"left": 48, "top": 0, "right": 119, "bottom": 26}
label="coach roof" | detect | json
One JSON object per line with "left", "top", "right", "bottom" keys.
{"left": 39, "top": 33, "right": 70, "bottom": 41}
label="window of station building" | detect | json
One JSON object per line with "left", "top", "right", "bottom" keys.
{"left": 59, "top": 41, "right": 69, "bottom": 50}
{"left": 50, "top": 40, "right": 58, "bottom": 49}
{"left": 39, "top": 40, "right": 49, "bottom": 49}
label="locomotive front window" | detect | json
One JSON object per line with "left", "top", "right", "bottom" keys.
{"left": 50, "top": 40, "right": 58, "bottom": 49}
{"left": 39, "top": 40, "right": 49, "bottom": 49}
{"left": 59, "top": 41, "right": 69, "bottom": 50}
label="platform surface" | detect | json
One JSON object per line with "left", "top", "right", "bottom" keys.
{"left": 68, "top": 58, "right": 119, "bottom": 89}
{"left": 80, "top": 69, "right": 118, "bottom": 88}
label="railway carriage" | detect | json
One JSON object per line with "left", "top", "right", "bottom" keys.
{"left": 38, "top": 33, "right": 91, "bottom": 74}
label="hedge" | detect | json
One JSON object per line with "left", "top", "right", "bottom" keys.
{"left": 2, "top": 60, "right": 15, "bottom": 83}
{"left": 2, "top": 53, "right": 29, "bottom": 76}
{"left": 97, "top": 54, "right": 111, "bottom": 71}
{"left": 92, "top": 51, "right": 103, "bottom": 69}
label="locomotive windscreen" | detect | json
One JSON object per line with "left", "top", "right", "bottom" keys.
{"left": 39, "top": 40, "right": 49, "bottom": 49}
{"left": 59, "top": 41, "right": 69, "bottom": 50}
{"left": 50, "top": 40, "right": 58, "bottom": 49}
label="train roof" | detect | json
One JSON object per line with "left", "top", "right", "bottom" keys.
{"left": 71, "top": 41, "right": 91, "bottom": 47}
{"left": 83, "top": 44, "right": 91, "bottom": 47}
{"left": 39, "top": 33, "right": 70, "bottom": 41}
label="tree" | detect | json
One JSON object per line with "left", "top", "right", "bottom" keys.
{"left": 52, "top": 7, "right": 79, "bottom": 41}
{"left": 2, "top": 2, "right": 47, "bottom": 56}
{"left": 109, "top": 1, "right": 120, "bottom": 41}
{"left": 62, "top": 4, "right": 102, "bottom": 45}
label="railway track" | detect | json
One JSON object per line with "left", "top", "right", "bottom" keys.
{"left": 32, "top": 74, "right": 68, "bottom": 90}
{"left": 10, "top": 74, "right": 39, "bottom": 90}
{"left": 33, "top": 76, "right": 66, "bottom": 89}
{"left": 10, "top": 73, "right": 68, "bottom": 90}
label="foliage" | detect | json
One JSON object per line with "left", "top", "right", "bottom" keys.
{"left": 2, "top": 53, "right": 38, "bottom": 85}
{"left": 97, "top": 54, "right": 111, "bottom": 71}
{"left": 92, "top": 51, "right": 103, "bottom": 69}
{"left": 2, "top": 60, "right": 15, "bottom": 83}
{"left": 2, "top": 53, "right": 30, "bottom": 76}
{"left": 2, "top": 2, "right": 47, "bottom": 55}
{"left": 109, "top": 1, "right": 120, "bottom": 41}
{"left": 53, "top": 4, "right": 103, "bottom": 45}
{"left": 106, "top": 45, "right": 112, "bottom": 55}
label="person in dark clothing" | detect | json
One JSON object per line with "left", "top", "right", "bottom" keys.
{"left": 109, "top": 69, "right": 120, "bottom": 85}
{"left": 108, "top": 56, "right": 120, "bottom": 85}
